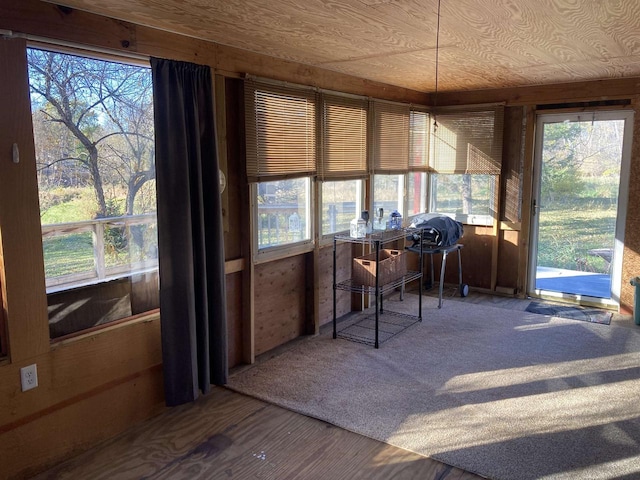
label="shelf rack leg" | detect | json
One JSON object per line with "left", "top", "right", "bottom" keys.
{"left": 457, "top": 246, "right": 463, "bottom": 288}
{"left": 438, "top": 251, "right": 448, "bottom": 309}
{"left": 333, "top": 237, "right": 337, "bottom": 339}
{"left": 375, "top": 239, "right": 380, "bottom": 349}
{"left": 419, "top": 237, "right": 423, "bottom": 321}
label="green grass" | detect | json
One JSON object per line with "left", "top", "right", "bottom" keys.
{"left": 42, "top": 233, "right": 94, "bottom": 277}
{"left": 41, "top": 196, "right": 94, "bottom": 225}
{"left": 537, "top": 200, "right": 616, "bottom": 273}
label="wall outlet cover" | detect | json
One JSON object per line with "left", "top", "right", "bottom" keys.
{"left": 20, "top": 364, "right": 38, "bottom": 392}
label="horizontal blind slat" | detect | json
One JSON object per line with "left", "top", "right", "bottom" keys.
{"left": 245, "top": 79, "right": 317, "bottom": 182}
{"left": 320, "top": 94, "right": 367, "bottom": 180}
{"left": 372, "top": 101, "right": 410, "bottom": 172}
{"left": 431, "top": 106, "right": 504, "bottom": 175}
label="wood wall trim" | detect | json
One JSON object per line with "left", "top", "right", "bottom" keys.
{"left": 436, "top": 77, "right": 640, "bottom": 107}
{"left": 215, "top": 74, "right": 230, "bottom": 234}
{"left": 224, "top": 258, "right": 245, "bottom": 275}
{"left": 517, "top": 106, "right": 536, "bottom": 297}
{"left": 621, "top": 97, "right": 640, "bottom": 310}
{"left": 0, "top": 37, "right": 50, "bottom": 362}
{"left": 500, "top": 221, "right": 521, "bottom": 231}
{"left": 490, "top": 176, "right": 501, "bottom": 291}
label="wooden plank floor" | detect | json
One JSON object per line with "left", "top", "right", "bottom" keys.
{"left": 33, "top": 388, "right": 484, "bottom": 480}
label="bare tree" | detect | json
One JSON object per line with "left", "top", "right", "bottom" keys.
{"left": 28, "top": 48, "right": 155, "bottom": 218}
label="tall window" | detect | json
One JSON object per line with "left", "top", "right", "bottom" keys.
{"left": 320, "top": 94, "right": 367, "bottom": 236}
{"left": 257, "top": 178, "right": 311, "bottom": 248}
{"left": 429, "top": 106, "right": 504, "bottom": 225}
{"left": 373, "top": 174, "right": 405, "bottom": 216}
{"left": 321, "top": 180, "right": 363, "bottom": 236}
{"left": 430, "top": 174, "right": 496, "bottom": 223}
{"left": 245, "top": 79, "right": 316, "bottom": 252}
{"left": 407, "top": 172, "right": 427, "bottom": 216}
{"left": 371, "top": 100, "right": 409, "bottom": 221}
{"left": 28, "top": 48, "right": 158, "bottom": 339}
{"left": 407, "top": 110, "right": 430, "bottom": 216}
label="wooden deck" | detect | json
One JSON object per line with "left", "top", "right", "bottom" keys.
{"left": 33, "top": 387, "right": 484, "bottom": 480}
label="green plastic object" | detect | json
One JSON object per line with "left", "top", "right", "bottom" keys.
{"left": 630, "top": 277, "right": 640, "bottom": 325}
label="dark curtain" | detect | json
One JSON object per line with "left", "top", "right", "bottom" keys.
{"left": 151, "top": 58, "right": 227, "bottom": 406}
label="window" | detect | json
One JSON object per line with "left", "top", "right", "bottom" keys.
{"left": 245, "top": 79, "right": 317, "bottom": 254}
{"left": 370, "top": 101, "right": 409, "bottom": 221}
{"left": 321, "top": 180, "right": 363, "bottom": 236}
{"left": 257, "top": 178, "right": 311, "bottom": 248}
{"left": 407, "top": 110, "right": 430, "bottom": 217}
{"left": 319, "top": 94, "right": 367, "bottom": 236}
{"left": 245, "top": 76, "right": 505, "bottom": 251}
{"left": 28, "top": 47, "right": 158, "bottom": 339}
{"left": 430, "top": 174, "right": 497, "bottom": 224}
{"left": 429, "top": 106, "right": 504, "bottom": 225}
{"left": 373, "top": 174, "right": 405, "bottom": 217}
{"left": 371, "top": 106, "right": 431, "bottom": 222}
{"left": 407, "top": 172, "right": 428, "bottom": 216}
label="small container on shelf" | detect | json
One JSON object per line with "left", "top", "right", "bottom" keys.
{"left": 349, "top": 217, "right": 367, "bottom": 238}
{"left": 389, "top": 210, "right": 402, "bottom": 230}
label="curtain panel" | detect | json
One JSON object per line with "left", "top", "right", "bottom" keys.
{"left": 151, "top": 58, "right": 227, "bottom": 406}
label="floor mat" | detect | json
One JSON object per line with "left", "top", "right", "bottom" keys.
{"left": 525, "top": 301, "right": 612, "bottom": 325}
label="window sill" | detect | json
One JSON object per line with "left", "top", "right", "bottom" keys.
{"left": 413, "top": 212, "right": 494, "bottom": 227}
{"left": 46, "top": 266, "right": 159, "bottom": 295}
{"left": 50, "top": 309, "right": 160, "bottom": 348}
{"left": 254, "top": 240, "right": 314, "bottom": 264}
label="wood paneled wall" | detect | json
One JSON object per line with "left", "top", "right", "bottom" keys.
{"left": 3, "top": 1, "right": 640, "bottom": 478}
{"left": 318, "top": 243, "right": 353, "bottom": 327}
{"left": 254, "top": 255, "right": 308, "bottom": 356}
{"left": 621, "top": 97, "right": 640, "bottom": 311}
{"left": 0, "top": 1, "right": 429, "bottom": 478}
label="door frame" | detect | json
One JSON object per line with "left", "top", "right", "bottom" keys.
{"left": 528, "top": 109, "right": 634, "bottom": 308}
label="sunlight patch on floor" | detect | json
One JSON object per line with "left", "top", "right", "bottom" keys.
{"left": 538, "top": 455, "right": 640, "bottom": 480}
{"left": 440, "top": 352, "right": 640, "bottom": 394}
{"left": 392, "top": 378, "right": 640, "bottom": 454}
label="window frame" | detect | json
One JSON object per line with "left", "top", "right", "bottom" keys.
{"left": 27, "top": 44, "right": 160, "bottom": 341}
{"left": 245, "top": 76, "right": 506, "bottom": 257}
{"left": 252, "top": 178, "right": 315, "bottom": 264}
{"left": 428, "top": 173, "right": 499, "bottom": 226}
{"left": 318, "top": 178, "right": 365, "bottom": 243}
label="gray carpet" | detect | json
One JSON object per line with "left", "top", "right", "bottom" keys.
{"left": 228, "top": 294, "right": 640, "bottom": 480}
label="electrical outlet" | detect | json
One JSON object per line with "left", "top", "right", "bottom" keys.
{"left": 20, "top": 364, "right": 38, "bottom": 392}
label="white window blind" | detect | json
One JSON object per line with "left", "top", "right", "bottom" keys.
{"left": 245, "top": 79, "right": 317, "bottom": 182}
{"left": 431, "top": 106, "right": 504, "bottom": 175}
{"left": 320, "top": 94, "right": 368, "bottom": 180}
{"left": 409, "top": 110, "right": 430, "bottom": 171}
{"left": 371, "top": 100, "right": 410, "bottom": 173}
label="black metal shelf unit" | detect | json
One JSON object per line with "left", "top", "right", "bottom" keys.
{"left": 332, "top": 229, "right": 423, "bottom": 348}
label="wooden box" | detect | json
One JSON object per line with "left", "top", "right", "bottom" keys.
{"left": 352, "top": 249, "right": 406, "bottom": 287}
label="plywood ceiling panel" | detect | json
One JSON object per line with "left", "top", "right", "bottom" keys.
{"left": 47, "top": 0, "right": 640, "bottom": 93}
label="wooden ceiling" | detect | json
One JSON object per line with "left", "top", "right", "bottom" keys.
{"left": 47, "top": 0, "right": 640, "bottom": 93}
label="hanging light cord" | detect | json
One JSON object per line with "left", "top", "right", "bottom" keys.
{"left": 433, "top": 0, "right": 442, "bottom": 131}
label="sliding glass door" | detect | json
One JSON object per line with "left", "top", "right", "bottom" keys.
{"left": 529, "top": 110, "right": 633, "bottom": 306}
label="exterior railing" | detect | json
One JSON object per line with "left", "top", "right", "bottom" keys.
{"left": 41, "top": 213, "right": 158, "bottom": 292}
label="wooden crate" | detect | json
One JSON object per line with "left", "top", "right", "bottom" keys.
{"left": 352, "top": 249, "right": 406, "bottom": 287}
